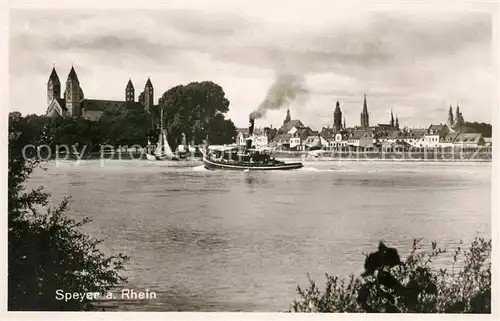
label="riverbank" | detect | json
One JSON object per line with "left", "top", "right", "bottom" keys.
{"left": 37, "top": 148, "right": 493, "bottom": 162}
{"left": 271, "top": 150, "right": 492, "bottom": 162}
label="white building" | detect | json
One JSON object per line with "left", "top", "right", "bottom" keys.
{"left": 422, "top": 124, "right": 450, "bottom": 148}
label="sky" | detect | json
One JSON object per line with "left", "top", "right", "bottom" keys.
{"left": 9, "top": 1, "right": 497, "bottom": 129}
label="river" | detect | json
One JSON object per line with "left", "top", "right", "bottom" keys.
{"left": 26, "top": 159, "right": 491, "bottom": 311}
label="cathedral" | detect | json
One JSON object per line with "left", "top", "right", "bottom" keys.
{"left": 45, "top": 65, "right": 157, "bottom": 127}
{"left": 447, "top": 104, "right": 465, "bottom": 130}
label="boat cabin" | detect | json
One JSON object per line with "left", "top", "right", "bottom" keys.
{"left": 206, "top": 145, "right": 278, "bottom": 165}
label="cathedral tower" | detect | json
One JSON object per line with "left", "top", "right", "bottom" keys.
{"left": 454, "top": 104, "right": 465, "bottom": 128}
{"left": 390, "top": 109, "right": 394, "bottom": 127}
{"left": 333, "top": 100, "right": 342, "bottom": 132}
{"left": 143, "top": 78, "right": 156, "bottom": 129}
{"left": 126, "top": 79, "right": 135, "bottom": 102}
{"left": 144, "top": 78, "right": 154, "bottom": 113}
{"left": 360, "top": 94, "right": 369, "bottom": 128}
{"left": 47, "top": 66, "right": 61, "bottom": 105}
{"left": 65, "top": 66, "right": 84, "bottom": 117}
{"left": 284, "top": 108, "right": 291, "bottom": 125}
{"left": 447, "top": 105, "right": 454, "bottom": 128}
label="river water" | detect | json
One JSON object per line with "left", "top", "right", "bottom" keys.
{"left": 26, "top": 159, "right": 491, "bottom": 311}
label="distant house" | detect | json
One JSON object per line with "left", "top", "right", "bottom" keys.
{"left": 281, "top": 119, "right": 306, "bottom": 135}
{"left": 289, "top": 127, "right": 316, "bottom": 151}
{"left": 236, "top": 131, "right": 247, "bottom": 146}
{"left": 439, "top": 132, "right": 460, "bottom": 148}
{"left": 423, "top": 124, "right": 450, "bottom": 148}
{"left": 290, "top": 136, "right": 302, "bottom": 150}
{"left": 271, "top": 133, "right": 293, "bottom": 149}
{"left": 253, "top": 135, "right": 268, "bottom": 148}
{"left": 452, "top": 133, "right": 485, "bottom": 147}
{"left": 304, "top": 135, "right": 328, "bottom": 150}
{"left": 378, "top": 129, "right": 402, "bottom": 144}
{"left": 236, "top": 127, "right": 268, "bottom": 148}
{"left": 318, "top": 127, "right": 348, "bottom": 149}
{"left": 399, "top": 128, "right": 426, "bottom": 147}
{"left": 331, "top": 132, "right": 348, "bottom": 149}
{"left": 348, "top": 129, "right": 373, "bottom": 148}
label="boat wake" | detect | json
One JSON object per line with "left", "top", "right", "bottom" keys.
{"left": 298, "top": 167, "right": 336, "bottom": 172}
{"left": 192, "top": 165, "right": 208, "bottom": 172}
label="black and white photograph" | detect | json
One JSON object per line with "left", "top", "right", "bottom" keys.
{"left": 3, "top": 0, "right": 498, "bottom": 317}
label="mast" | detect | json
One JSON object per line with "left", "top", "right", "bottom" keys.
{"left": 160, "top": 108, "right": 164, "bottom": 154}
{"left": 156, "top": 108, "right": 164, "bottom": 155}
{"left": 160, "top": 108, "right": 164, "bottom": 133}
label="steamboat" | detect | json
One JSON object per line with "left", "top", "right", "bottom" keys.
{"left": 202, "top": 117, "right": 303, "bottom": 171}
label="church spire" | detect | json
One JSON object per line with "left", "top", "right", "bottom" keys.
{"left": 47, "top": 65, "right": 61, "bottom": 104}
{"left": 48, "top": 66, "right": 60, "bottom": 83}
{"left": 284, "top": 108, "right": 291, "bottom": 124}
{"left": 390, "top": 109, "right": 394, "bottom": 127}
{"left": 126, "top": 78, "right": 135, "bottom": 102}
{"left": 67, "top": 65, "right": 79, "bottom": 83}
{"left": 360, "top": 93, "right": 369, "bottom": 128}
{"left": 126, "top": 78, "right": 134, "bottom": 89}
{"left": 448, "top": 105, "right": 454, "bottom": 128}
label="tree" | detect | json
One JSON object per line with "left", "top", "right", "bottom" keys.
{"left": 290, "top": 237, "right": 491, "bottom": 313}
{"left": 9, "top": 112, "right": 47, "bottom": 148}
{"left": 464, "top": 122, "right": 492, "bottom": 138}
{"left": 158, "top": 81, "right": 233, "bottom": 147}
{"left": 42, "top": 117, "right": 102, "bottom": 154}
{"left": 206, "top": 113, "right": 238, "bottom": 145}
{"left": 8, "top": 114, "right": 129, "bottom": 311}
{"left": 99, "top": 104, "right": 151, "bottom": 147}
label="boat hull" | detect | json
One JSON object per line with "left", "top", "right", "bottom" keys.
{"left": 203, "top": 157, "right": 303, "bottom": 171}
{"left": 146, "top": 153, "right": 179, "bottom": 161}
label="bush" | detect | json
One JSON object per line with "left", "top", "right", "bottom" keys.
{"left": 290, "top": 238, "right": 491, "bottom": 313}
{"left": 8, "top": 113, "right": 129, "bottom": 310}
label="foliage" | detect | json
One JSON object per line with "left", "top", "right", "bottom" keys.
{"left": 8, "top": 112, "right": 47, "bottom": 147}
{"left": 290, "top": 237, "right": 491, "bottom": 313}
{"left": 13, "top": 104, "right": 151, "bottom": 153}
{"left": 98, "top": 103, "right": 151, "bottom": 147}
{"left": 8, "top": 114, "right": 129, "bottom": 311}
{"left": 42, "top": 117, "right": 102, "bottom": 152}
{"left": 158, "top": 81, "right": 237, "bottom": 147}
{"left": 205, "top": 113, "right": 238, "bottom": 145}
{"left": 464, "top": 122, "right": 492, "bottom": 138}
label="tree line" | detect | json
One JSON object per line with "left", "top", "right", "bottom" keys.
{"left": 464, "top": 122, "right": 492, "bottom": 138}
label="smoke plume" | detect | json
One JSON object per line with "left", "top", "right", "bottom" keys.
{"left": 250, "top": 73, "right": 309, "bottom": 120}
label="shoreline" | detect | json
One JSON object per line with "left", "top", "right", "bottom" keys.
{"left": 38, "top": 150, "right": 492, "bottom": 163}
{"left": 44, "top": 156, "right": 492, "bottom": 164}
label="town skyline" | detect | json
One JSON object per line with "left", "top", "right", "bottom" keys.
{"left": 9, "top": 2, "right": 495, "bottom": 129}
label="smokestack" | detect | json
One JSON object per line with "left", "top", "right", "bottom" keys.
{"left": 249, "top": 116, "right": 255, "bottom": 136}
{"left": 246, "top": 116, "right": 255, "bottom": 149}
